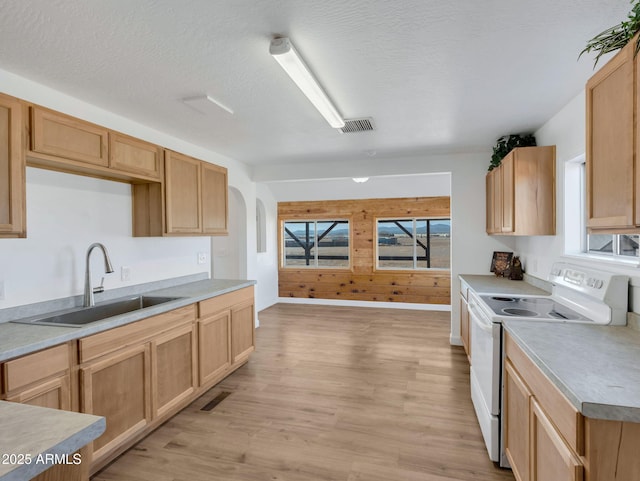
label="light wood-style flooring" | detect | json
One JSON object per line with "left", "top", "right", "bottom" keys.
{"left": 93, "top": 304, "right": 514, "bottom": 481}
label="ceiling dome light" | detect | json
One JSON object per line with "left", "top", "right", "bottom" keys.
{"left": 352, "top": 177, "right": 369, "bottom": 183}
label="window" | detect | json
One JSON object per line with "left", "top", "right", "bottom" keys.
{"left": 282, "top": 220, "right": 350, "bottom": 268}
{"left": 587, "top": 234, "right": 639, "bottom": 258}
{"left": 376, "top": 218, "right": 450, "bottom": 270}
{"left": 565, "top": 156, "right": 640, "bottom": 263}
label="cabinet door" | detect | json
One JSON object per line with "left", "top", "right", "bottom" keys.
{"left": 460, "top": 296, "right": 470, "bottom": 360}
{"left": 0, "top": 93, "right": 25, "bottom": 237}
{"left": 504, "top": 360, "right": 531, "bottom": 481}
{"left": 501, "top": 152, "right": 514, "bottom": 233}
{"left": 202, "top": 162, "right": 228, "bottom": 235}
{"left": 109, "top": 132, "right": 162, "bottom": 179}
{"left": 6, "top": 375, "right": 71, "bottom": 410}
{"left": 198, "top": 310, "right": 231, "bottom": 387}
{"left": 586, "top": 42, "right": 635, "bottom": 230}
{"left": 30, "top": 107, "right": 108, "bottom": 167}
{"left": 152, "top": 323, "right": 197, "bottom": 418}
{"left": 531, "top": 399, "right": 583, "bottom": 481}
{"left": 80, "top": 344, "right": 151, "bottom": 462}
{"left": 231, "top": 299, "right": 255, "bottom": 364}
{"left": 486, "top": 171, "right": 495, "bottom": 234}
{"left": 165, "top": 150, "right": 202, "bottom": 233}
{"left": 492, "top": 167, "right": 503, "bottom": 234}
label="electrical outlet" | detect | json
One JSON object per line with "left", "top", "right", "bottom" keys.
{"left": 197, "top": 252, "right": 207, "bottom": 264}
{"left": 0, "top": 280, "right": 4, "bottom": 300}
{"left": 121, "top": 266, "right": 132, "bottom": 282}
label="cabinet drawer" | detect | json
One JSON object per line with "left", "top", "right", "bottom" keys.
{"left": 79, "top": 305, "right": 196, "bottom": 363}
{"left": 2, "top": 343, "right": 70, "bottom": 392}
{"left": 505, "top": 333, "right": 584, "bottom": 455}
{"left": 199, "top": 286, "right": 254, "bottom": 318}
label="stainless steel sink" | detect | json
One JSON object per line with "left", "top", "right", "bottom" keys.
{"left": 11, "top": 296, "right": 183, "bottom": 328}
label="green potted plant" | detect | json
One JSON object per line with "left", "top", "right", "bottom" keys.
{"left": 580, "top": 0, "right": 640, "bottom": 67}
{"left": 489, "top": 134, "right": 537, "bottom": 171}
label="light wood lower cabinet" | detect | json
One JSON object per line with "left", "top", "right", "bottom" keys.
{"left": 530, "top": 399, "right": 583, "bottom": 481}
{"left": 0, "top": 288, "right": 255, "bottom": 474}
{"left": 151, "top": 323, "right": 197, "bottom": 418}
{"left": 504, "top": 360, "right": 532, "bottom": 481}
{"left": 231, "top": 299, "right": 255, "bottom": 364}
{"left": 198, "top": 309, "right": 231, "bottom": 387}
{"left": 80, "top": 344, "right": 152, "bottom": 463}
{"left": 2, "top": 343, "right": 72, "bottom": 410}
{"left": 504, "top": 332, "right": 640, "bottom": 481}
{"left": 199, "top": 286, "right": 255, "bottom": 374}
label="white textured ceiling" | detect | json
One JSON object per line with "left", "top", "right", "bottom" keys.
{"left": 0, "top": 1, "right": 631, "bottom": 166}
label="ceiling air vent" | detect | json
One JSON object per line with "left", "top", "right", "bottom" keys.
{"left": 339, "top": 117, "right": 375, "bottom": 134}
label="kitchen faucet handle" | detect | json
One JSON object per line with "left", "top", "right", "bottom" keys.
{"left": 93, "top": 276, "right": 105, "bottom": 294}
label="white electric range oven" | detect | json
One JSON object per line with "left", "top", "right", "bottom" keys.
{"left": 467, "top": 262, "right": 629, "bottom": 466}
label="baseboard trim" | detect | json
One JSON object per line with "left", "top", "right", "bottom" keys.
{"left": 277, "top": 297, "right": 451, "bottom": 311}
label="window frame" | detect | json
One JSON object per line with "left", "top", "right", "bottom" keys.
{"left": 374, "top": 216, "right": 451, "bottom": 272}
{"left": 564, "top": 156, "right": 640, "bottom": 266}
{"left": 280, "top": 218, "right": 352, "bottom": 270}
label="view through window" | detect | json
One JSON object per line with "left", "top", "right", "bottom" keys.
{"left": 376, "top": 218, "right": 451, "bottom": 270}
{"left": 283, "top": 220, "right": 350, "bottom": 268}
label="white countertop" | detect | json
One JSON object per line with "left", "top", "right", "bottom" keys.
{"left": 459, "top": 274, "right": 550, "bottom": 296}
{"left": 0, "top": 277, "right": 255, "bottom": 363}
{"left": 0, "top": 402, "right": 105, "bottom": 481}
{"left": 504, "top": 321, "right": 640, "bottom": 423}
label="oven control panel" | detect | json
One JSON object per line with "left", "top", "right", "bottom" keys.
{"left": 548, "top": 262, "right": 628, "bottom": 305}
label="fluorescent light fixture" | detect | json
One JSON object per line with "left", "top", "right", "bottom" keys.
{"left": 270, "top": 37, "right": 345, "bottom": 129}
{"left": 182, "top": 95, "right": 234, "bottom": 115}
{"left": 352, "top": 177, "right": 369, "bottom": 183}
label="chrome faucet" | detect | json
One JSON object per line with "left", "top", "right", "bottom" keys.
{"left": 84, "top": 243, "right": 114, "bottom": 307}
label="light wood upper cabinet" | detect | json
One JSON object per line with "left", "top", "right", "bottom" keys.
{"left": 165, "top": 150, "right": 202, "bottom": 233}
{"left": 30, "top": 106, "right": 109, "bottom": 167}
{"left": 164, "top": 149, "right": 228, "bottom": 236}
{"left": 486, "top": 168, "right": 501, "bottom": 234}
{"left": 202, "top": 161, "right": 228, "bottom": 235}
{"left": 586, "top": 37, "right": 637, "bottom": 231}
{"left": 109, "top": 132, "right": 162, "bottom": 179}
{"left": 0, "top": 93, "right": 26, "bottom": 238}
{"left": 486, "top": 146, "right": 555, "bottom": 236}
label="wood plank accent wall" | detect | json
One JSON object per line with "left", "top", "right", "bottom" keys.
{"left": 278, "top": 197, "right": 451, "bottom": 305}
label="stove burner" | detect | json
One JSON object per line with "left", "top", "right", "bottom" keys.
{"left": 502, "top": 308, "right": 539, "bottom": 317}
{"left": 491, "top": 296, "right": 516, "bottom": 302}
{"left": 520, "top": 297, "right": 554, "bottom": 305}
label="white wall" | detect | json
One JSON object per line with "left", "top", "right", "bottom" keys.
{"left": 255, "top": 184, "right": 279, "bottom": 312}
{"left": 0, "top": 167, "right": 210, "bottom": 308}
{"left": 255, "top": 153, "right": 515, "bottom": 344}
{"left": 0, "top": 68, "right": 265, "bottom": 312}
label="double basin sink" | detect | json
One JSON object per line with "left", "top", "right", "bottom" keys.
{"left": 11, "top": 295, "right": 183, "bottom": 328}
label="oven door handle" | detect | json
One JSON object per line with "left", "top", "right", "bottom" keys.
{"left": 469, "top": 302, "right": 495, "bottom": 333}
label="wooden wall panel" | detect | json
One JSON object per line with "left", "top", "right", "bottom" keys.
{"left": 278, "top": 197, "right": 451, "bottom": 305}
